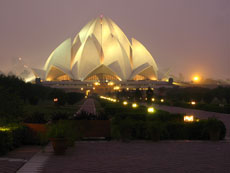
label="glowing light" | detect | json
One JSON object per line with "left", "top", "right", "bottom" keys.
{"left": 147, "top": 107, "right": 155, "bottom": 113}
{"left": 86, "top": 90, "right": 90, "bottom": 96}
{"left": 132, "top": 103, "right": 138, "bottom": 108}
{"left": 123, "top": 101, "right": 128, "bottom": 105}
{"left": 0, "top": 127, "right": 11, "bottom": 131}
{"left": 81, "top": 88, "right": 84, "bottom": 91}
{"left": 25, "top": 76, "right": 35, "bottom": 83}
{"left": 114, "top": 86, "right": 120, "bottom": 90}
{"left": 53, "top": 98, "right": 58, "bottom": 102}
{"left": 126, "top": 88, "right": 129, "bottom": 91}
{"left": 151, "top": 98, "right": 155, "bottom": 102}
{"left": 108, "top": 82, "right": 114, "bottom": 86}
{"left": 160, "top": 99, "right": 164, "bottom": 103}
{"left": 193, "top": 75, "right": 200, "bottom": 82}
{"left": 191, "top": 101, "right": 196, "bottom": 105}
{"left": 94, "top": 82, "right": 100, "bottom": 86}
{"left": 100, "top": 96, "right": 106, "bottom": 99}
{"left": 93, "top": 87, "right": 95, "bottom": 90}
{"left": 184, "top": 115, "right": 194, "bottom": 122}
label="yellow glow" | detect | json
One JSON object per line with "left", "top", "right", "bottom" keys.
{"left": 160, "top": 99, "right": 164, "bottom": 103}
{"left": 147, "top": 107, "right": 155, "bottom": 113}
{"left": 123, "top": 101, "right": 128, "bottom": 105}
{"left": 126, "top": 88, "right": 129, "bottom": 91}
{"left": 108, "top": 82, "right": 114, "bottom": 86}
{"left": 53, "top": 98, "right": 58, "bottom": 102}
{"left": 94, "top": 82, "right": 100, "bottom": 86}
{"left": 184, "top": 115, "right": 194, "bottom": 122}
{"left": 100, "top": 96, "right": 106, "bottom": 99}
{"left": 81, "top": 88, "right": 84, "bottom": 91}
{"left": 193, "top": 75, "right": 200, "bottom": 82}
{"left": 132, "top": 103, "right": 138, "bottom": 108}
{"left": 151, "top": 98, "right": 155, "bottom": 102}
{"left": 114, "top": 86, "right": 120, "bottom": 90}
{"left": 25, "top": 76, "right": 35, "bottom": 83}
{"left": 93, "top": 87, "right": 95, "bottom": 90}
{"left": 0, "top": 127, "right": 11, "bottom": 131}
{"left": 191, "top": 101, "right": 196, "bottom": 105}
{"left": 86, "top": 90, "right": 90, "bottom": 96}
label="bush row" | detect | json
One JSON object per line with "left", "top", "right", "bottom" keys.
{"left": 99, "top": 99, "right": 226, "bottom": 141}
{"left": 0, "top": 124, "right": 48, "bottom": 155}
{"left": 111, "top": 118, "right": 226, "bottom": 141}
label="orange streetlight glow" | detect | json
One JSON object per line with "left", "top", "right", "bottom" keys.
{"left": 191, "top": 101, "right": 196, "bottom": 105}
{"left": 132, "top": 103, "right": 138, "bottom": 108}
{"left": 193, "top": 75, "right": 200, "bottom": 82}
{"left": 123, "top": 101, "right": 128, "bottom": 105}
{"left": 184, "top": 115, "right": 194, "bottom": 122}
{"left": 147, "top": 107, "right": 155, "bottom": 113}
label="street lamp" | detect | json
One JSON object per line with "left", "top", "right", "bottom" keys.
{"left": 184, "top": 115, "right": 194, "bottom": 122}
{"left": 132, "top": 103, "right": 138, "bottom": 108}
{"left": 123, "top": 101, "right": 128, "bottom": 105}
{"left": 147, "top": 107, "right": 155, "bottom": 113}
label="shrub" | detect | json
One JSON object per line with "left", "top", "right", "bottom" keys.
{"left": 145, "top": 121, "right": 163, "bottom": 141}
{"left": 0, "top": 124, "right": 30, "bottom": 155}
{"left": 51, "top": 112, "right": 70, "bottom": 122}
{"left": 23, "top": 112, "right": 47, "bottom": 124}
{"left": 66, "top": 92, "right": 84, "bottom": 105}
{"left": 48, "top": 120, "right": 78, "bottom": 146}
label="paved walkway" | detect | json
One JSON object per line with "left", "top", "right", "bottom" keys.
{"left": 76, "top": 99, "right": 96, "bottom": 115}
{"left": 41, "top": 141, "right": 230, "bottom": 173}
{"left": 153, "top": 104, "right": 230, "bottom": 137}
{"left": 0, "top": 146, "right": 41, "bottom": 173}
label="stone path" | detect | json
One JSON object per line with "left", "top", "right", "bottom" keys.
{"left": 17, "top": 145, "right": 52, "bottom": 173}
{"left": 76, "top": 99, "right": 96, "bottom": 115}
{"left": 41, "top": 141, "right": 230, "bottom": 173}
{"left": 153, "top": 104, "right": 230, "bottom": 138}
{"left": 0, "top": 146, "right": 41, "bottom": 173}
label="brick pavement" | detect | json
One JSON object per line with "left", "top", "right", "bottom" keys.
{"left": 0, "top": 146, "right": 41, "bottom": 173}
{"left": 42, "top": 141, "right": 230, "bottom": 173}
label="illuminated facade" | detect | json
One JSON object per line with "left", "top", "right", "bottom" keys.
{"left": 32, "top": 16, "right": 158, "bottom": 82}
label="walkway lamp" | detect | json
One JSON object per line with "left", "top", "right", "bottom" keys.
{"left": 132, "top": 103, "right": 138, "bottom": 108}
{"left": 184, "top": 115, "right": 194, "bottom": 122}
{"left": 123, "top": 101, "right": 128, "bottom": 106}
{"left": 147, "top": 107, "right": 155, "bottom": 113}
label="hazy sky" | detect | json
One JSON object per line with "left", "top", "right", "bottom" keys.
{"left": 0, "top": 0, "right": 229, "bottom": 80}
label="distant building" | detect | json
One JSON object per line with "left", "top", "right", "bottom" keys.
{"left": 32, "top": 16, "right": 158, "bottom": 82}
{"left": 32, "top": 16, "right": 176, "bottom": 93}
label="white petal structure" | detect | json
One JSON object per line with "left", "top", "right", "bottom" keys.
{"left": 33, "top": 16, "right": 158, "bottom": 81}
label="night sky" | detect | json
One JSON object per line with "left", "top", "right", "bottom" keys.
{"left": 0, "top": 0, "right": 229, "bottom": 80}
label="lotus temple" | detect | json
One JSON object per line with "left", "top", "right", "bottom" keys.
{"left": 32, "top": 16, "right": 173, "bottom": 93}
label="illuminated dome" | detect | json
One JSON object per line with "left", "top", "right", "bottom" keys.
{"left": 32, "top": 16, "right": 158, "bottom": 81}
